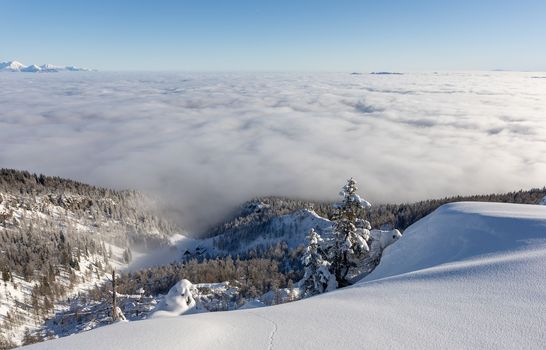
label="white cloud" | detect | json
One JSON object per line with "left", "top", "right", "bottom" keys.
{"left": 1, "top": 71, "right": 545, "bottom": 232}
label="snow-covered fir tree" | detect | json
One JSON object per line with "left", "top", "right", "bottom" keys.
{"left": 329, "top": 178, "right": 372, "bottom": 286}
{"left": 299, "top": 229, "right": 336, "bottom": 297}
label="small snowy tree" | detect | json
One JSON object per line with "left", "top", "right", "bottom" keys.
{"left": 329, "top": 178, "right": 372, "bottom": 286}
{"left": 151, "top": 279, "right": 196, "bottom": 317}
{"left": 300, "top": 229, "right": 336, "bottom": 297}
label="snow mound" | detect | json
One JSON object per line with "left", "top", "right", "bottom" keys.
{"left": 24, "top": 202, "right": 546, "bottom": 350}
{"left": 150, "top": 279, "right": 196, "bottom": 318}
{"left": 370, "top": 228, "right": 402, "bottom": 250}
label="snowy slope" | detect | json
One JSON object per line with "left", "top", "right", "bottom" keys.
{"left": 0, "top": 245, "right": 128, "bottom": 346}
{"left": 364, "top": 201, "right": 546, "bottom": 281}
{"left": 24, "top": 202, "right": 546, "bottom": 349}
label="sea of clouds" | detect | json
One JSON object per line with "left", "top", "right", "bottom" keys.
{"left": 1, "top": 71, "right": 545, "bottom": 232}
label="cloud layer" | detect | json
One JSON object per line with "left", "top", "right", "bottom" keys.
{"left": 1, "top": 71, "right": 545, "bottom": 232}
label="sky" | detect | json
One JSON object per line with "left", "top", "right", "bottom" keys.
{"left": 1, "top": 0, "right": 546, "bottom": 71}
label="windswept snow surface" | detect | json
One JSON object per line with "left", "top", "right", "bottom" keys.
{"left": 364, "top": 201, "right": 546, "bottom": 281}
{"left": 25, "top": 202, "right": 546, "bottom": 349}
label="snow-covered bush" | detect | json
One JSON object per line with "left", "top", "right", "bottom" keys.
{"left": 371, "top": 229, "right": 402, "bottom": 251}
{"left": 151, "top": 279, "right": 196, "bottom": 318}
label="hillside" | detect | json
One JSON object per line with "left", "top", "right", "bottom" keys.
{"left": 23, "top": 202, "right": 546, "bottom": 349}
{"left": 0, "top": 169, "right": 181, "bottom": 347}
{"left": 0, "top": 169, "right": 179, "bottom": 248}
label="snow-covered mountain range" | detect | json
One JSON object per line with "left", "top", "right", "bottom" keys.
{"left": 0, "top": 60, "right": 92, "bottom": 72}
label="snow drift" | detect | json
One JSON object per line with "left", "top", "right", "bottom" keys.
{"left": 150, "top": 279, "right": 197, "bottom": 318}
{"left": 25, "top": 202, "right": 546, "bottom": 349}
{"left": 364, "top": 201, "right": 546, "bottom": 282}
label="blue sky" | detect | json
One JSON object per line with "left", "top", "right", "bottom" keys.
{"left": 1, "top": 0, "right": 545, "bottom": 71}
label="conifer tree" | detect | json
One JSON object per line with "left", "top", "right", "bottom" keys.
{"left": 300, "top": 229, "right": 336, "bottom": 297}
{"left": 1, "top": 265, "right": 11, "bottom": 284}
{"left": 329, "top": 178, "right": 372, "bottom": 286}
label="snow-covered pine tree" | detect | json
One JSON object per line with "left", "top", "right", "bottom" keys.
{"left": 300, "top": 229, "right": 336, "bottom": 297}
{"left": 330, "top": 178, "right": 372, "bottom": 286}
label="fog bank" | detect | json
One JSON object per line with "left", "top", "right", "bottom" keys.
{"left": 1, "top": 71, "right": 545, "bottom": 232}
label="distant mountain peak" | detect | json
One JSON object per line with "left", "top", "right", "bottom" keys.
{"left": 21, "top": 64, "right": 41, "bottom": 72}
{"left": 0, "top": 60, "right": 26, "bottom": 71}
